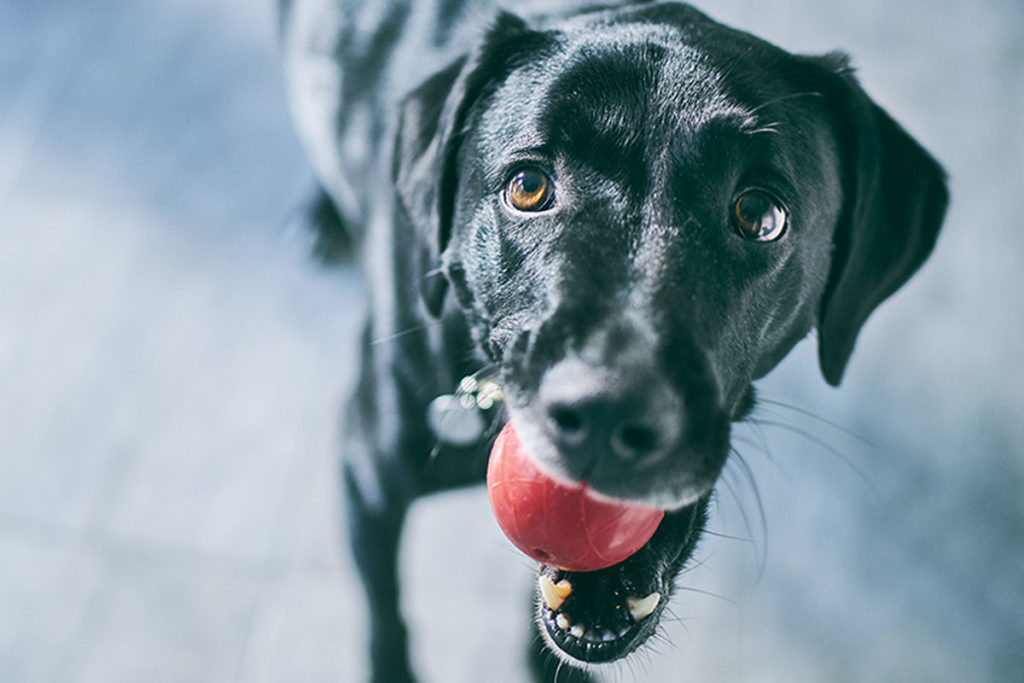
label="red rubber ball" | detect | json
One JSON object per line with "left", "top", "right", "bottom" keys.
{"left": 486, "top": 422, "right": 664, "bottom": 572}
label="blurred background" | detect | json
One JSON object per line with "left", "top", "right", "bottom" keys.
{"left": 1, "top": 0, "right": 1021, "bottom": 681}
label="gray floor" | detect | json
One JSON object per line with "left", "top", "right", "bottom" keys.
{"left": 1, "top": 1, "right": 1022, "bottom": 682}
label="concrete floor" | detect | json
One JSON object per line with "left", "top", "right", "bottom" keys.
{"left": 1, "top": 0, "right": 1022, "bottom": 681}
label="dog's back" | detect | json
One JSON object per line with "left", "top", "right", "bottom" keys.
{"left": 281, "top": 0, "right": 480, "bottom": 233}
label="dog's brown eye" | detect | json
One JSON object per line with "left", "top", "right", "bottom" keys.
{"left": 506, "top": 168, "right": 554, "bottom": 212}
{"left": 733, "top": 190, "right": 787, "bottom": 241}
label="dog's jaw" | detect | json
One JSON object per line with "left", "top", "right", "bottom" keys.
{"left": 531, "top": 498, "right": 709, "bottom": 666}
{"left": 535, "top": 565, "right": 668, "bottom": 665}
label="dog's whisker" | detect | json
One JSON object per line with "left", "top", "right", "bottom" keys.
{"left": 620, "top": 655, "right": 639, "bottom": 683}
{"left": 745, "top": 90, "right": 825, "bottom": 116}
{"left": 714, "top": 471, "right": 749, "bottom": 543}
{"left": 657, "top": 606, "right": 693, "bottom": 641}
{"left": 743, "top": 122, "right": 782, "bottom": 136}
{"left": 659, "top": 604, "right": 683, "bottom": 626}
{"left": 632, "top": 656, "right": 648, "bottom": 683}
{"left": 637, "top": 637, "right": 664, "bottom": 673}
{"left": 702, "top": 528, "right": 755, "bottom": 544}
{"left": 651, "top": 634, "right": 668, "bottom": 661}
{"left": 637, "top": 646, "right": 659, "bottom": 680}
{"left": 369, "top": 323, "right": 429, "bottom": 346}
{"left": 729, "top": 450, "right": 765, "bottom": 515}
{"left": 734, "top": 415, "right": 776, "bottom": 463}
{"left": 606, "top": 651, "right": 639, "bottom": 683}
{"left": 747, "top": 417, "right": 878, "bottom": 495}
{"left": 678, "top": 550, "right": 713, "bottom": 577}
{"left": 721, "top": 448, "right": 768, "bottom": 576}
{"left": 734, "top": 449, "right": 769, "bottom": 575}
{"left": 656, "top": 621, "right": 683, "bottom": 654}
{"left": 730, "top": 433, "right": 768, "bottom": 456}
{"left": 664, "top": 604, "right": 698, "bottom": 626}
{"left": 674, "top": 584, "right": 738, "bottom": 606}
{"left": 750, "top": 419, "right": 776, "bottom": 461}
{"left": 554, "top": 656, "right": 574, "bottom": 683}
{"left": 756, "top": 396, "right": 874, "bottom": 446}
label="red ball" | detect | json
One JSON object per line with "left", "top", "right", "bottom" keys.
{"left": 486, "top": 422, "right": 664, "bottom": 572}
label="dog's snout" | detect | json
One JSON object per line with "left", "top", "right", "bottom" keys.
{"left": 538, "top": 357, "right": 682, "bottom": 478}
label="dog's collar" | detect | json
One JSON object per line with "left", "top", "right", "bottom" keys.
{"left": 427, "top": 376, "right": 503, "bottom": 446}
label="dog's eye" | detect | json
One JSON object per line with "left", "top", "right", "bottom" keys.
{"left": 733, "top": 190, "right": 787, "bottom": 241}
{"left": 506, "top": 168, "right": 554, "bottom": 212}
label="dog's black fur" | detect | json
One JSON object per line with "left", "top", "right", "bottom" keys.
{"left": 281, "top": 1, "right": 947, "bottom": 680}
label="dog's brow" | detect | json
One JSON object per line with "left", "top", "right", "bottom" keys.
{"left": 539, "top": 45, "right": 663, "bottom": 147}
{"left": 738, "top": 91, "right": 827, "bottom": 135}
{"left": 537, "top": 38, "right": 757, "bottom": 151}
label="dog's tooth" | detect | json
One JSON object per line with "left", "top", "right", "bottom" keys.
{"left": 556, "top": 613, "right": 571, "bottom": 631}
{"left": 627, "top": 592, "right": 661, "bottom": 622}
{"left": 538, "top": 575, "right": 572, "bottom": 612}
{"left": 601, "top": 629, "right": 617, "bottom": 642}
{"left": 570, "top": 623, "right": 585, "bottom": 639}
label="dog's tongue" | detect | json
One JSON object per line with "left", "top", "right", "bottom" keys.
{"left": 486, "top": 422, "right": 664, "bottom": 572}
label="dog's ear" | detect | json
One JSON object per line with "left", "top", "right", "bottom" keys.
{"left": 810, "top": 54, "right": 949, "bottom": 386}
{"left": 394, "top": 56, "right": 466, "bottom": 317}
{"left": 394, "top": 12, "right": 551, "bottom": 317}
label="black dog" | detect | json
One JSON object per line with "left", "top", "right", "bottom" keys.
{"left": 280, "top": 1, "right": 947, "bottom": 680}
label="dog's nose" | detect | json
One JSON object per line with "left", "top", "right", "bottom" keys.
{"left": 538, "top": 357, "right": 681, "bottom": 473}
{"left": 547, "top": 400, "right": 661, "bottom": 460}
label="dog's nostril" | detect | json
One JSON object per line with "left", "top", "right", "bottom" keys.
{"left": 613, "top": 423, "right": 659, "bottom": 458}
{"left": 549, "top": 405, "right": 585, "bottom": 437}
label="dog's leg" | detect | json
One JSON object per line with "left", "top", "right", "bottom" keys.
{"left": 341, "top": 340, "right": 421, "bottom": 683}
{"left": 343, "top": 461, "right": 416, "bottom": 683}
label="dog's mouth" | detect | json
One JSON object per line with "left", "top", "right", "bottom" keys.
{"left": 532, "top": 503, "right": 706, "bottom": 665}
{"left": 535, "top": 560, "right": 667, "bottom": 663}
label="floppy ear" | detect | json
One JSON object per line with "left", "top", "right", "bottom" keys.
{"left": 393, "top": 57, "right": 467, "bottom": 317}
{"left": 812, "top": 55, "right": 949, "bottom": 385}
{"left": 393, "top": 12, "right": 550, "bottom": 317}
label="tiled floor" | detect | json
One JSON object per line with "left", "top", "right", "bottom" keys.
{"left": 1, "top": 1, "right": 1022, "bottom": 682}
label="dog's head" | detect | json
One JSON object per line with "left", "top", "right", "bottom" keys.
{"left": 396, "top": 1, "right": 947, "bottom": 667}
